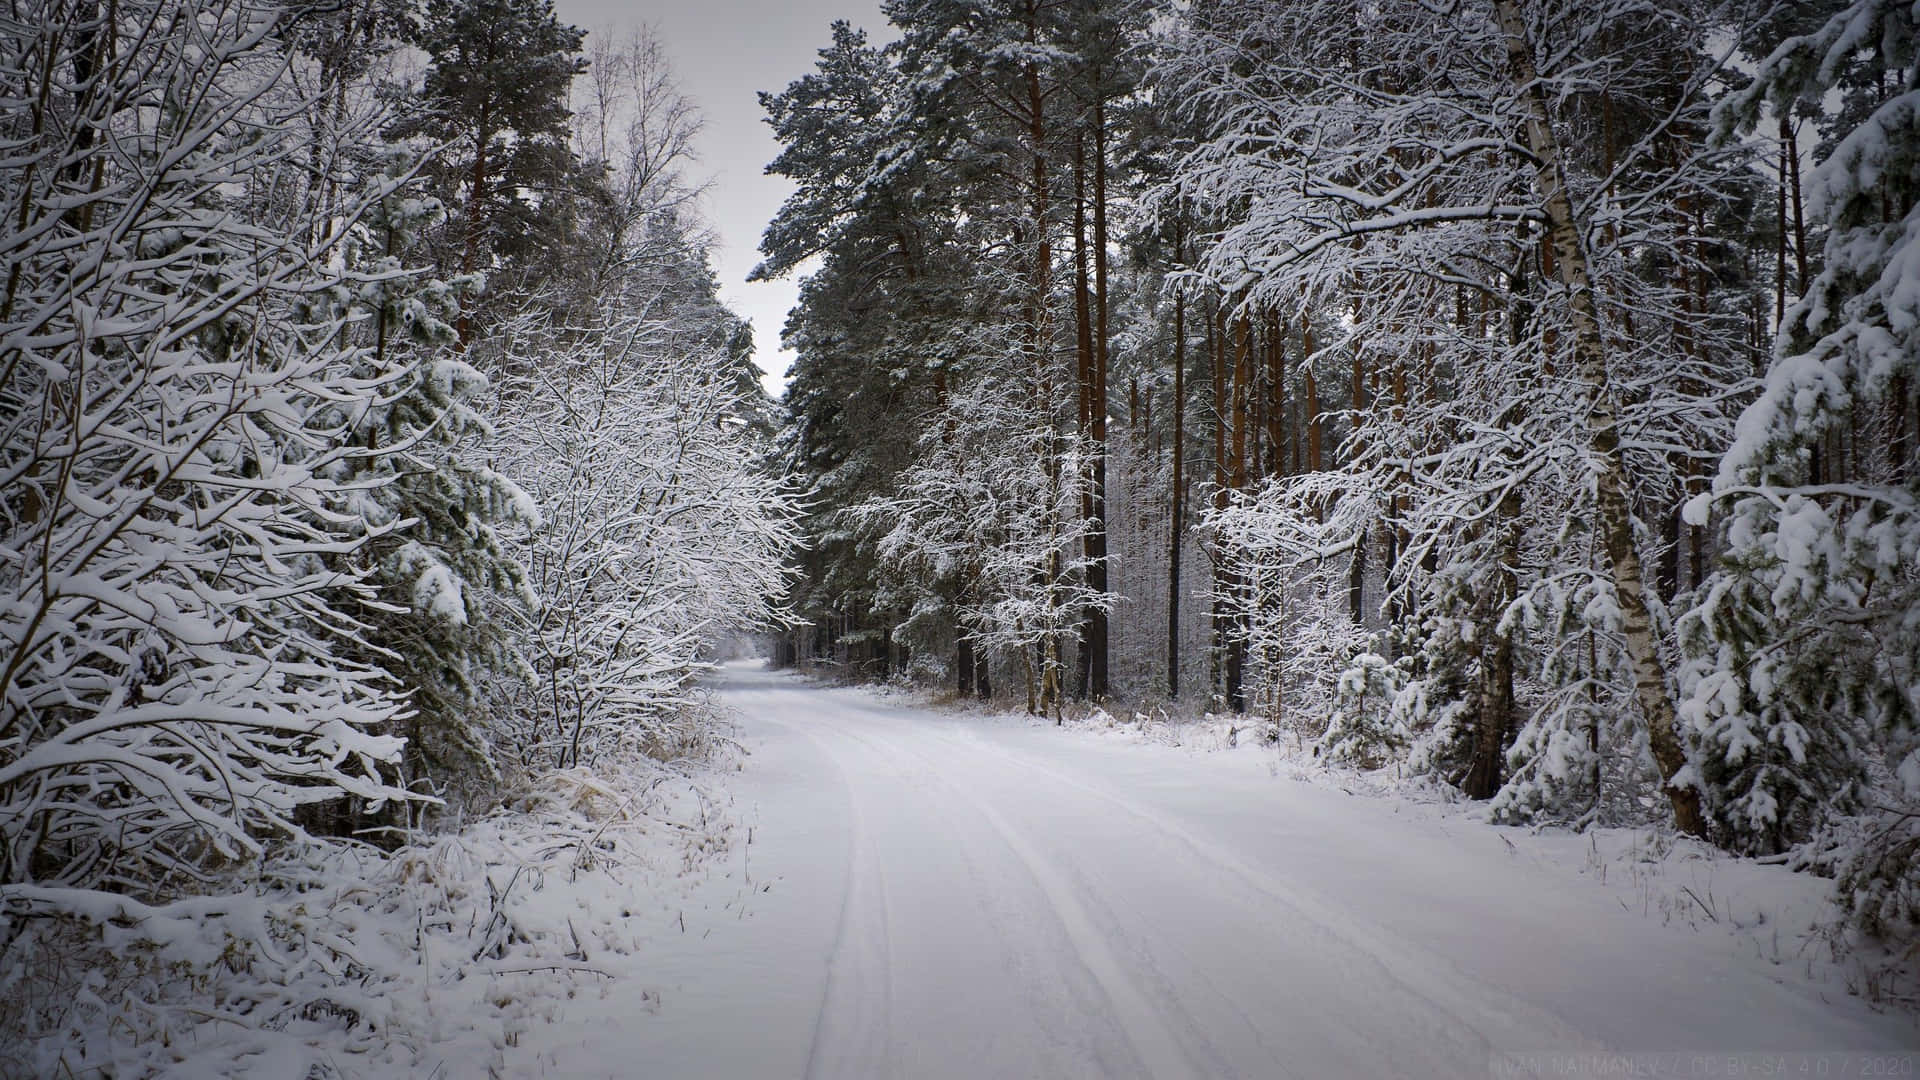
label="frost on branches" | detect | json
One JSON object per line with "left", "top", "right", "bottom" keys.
{"left": 865, "top": 370, "right": 1112, "bottom": 721}
{"left": 1154, "top": 0, "right": 1752, "bottom": 832}
{"left": 0, "top": 0, "right": 419, "bottom": 905}
{"left": 1684, "top": 0, "right": 1920, "bottom": 950}
{"left": 0, "top": 0, "right": 802, "bottom": 1066}
{"left": 324, "top": 152, "right": 536, "bottom": 811}
{"left": 491, "top": 281, "right": 799, "bottom": 770}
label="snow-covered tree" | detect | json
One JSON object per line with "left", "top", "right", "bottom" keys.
{"left": 1208, "top": 470, "right": 1373, "bottom": 728}
{"left": 0, "top": 0, "right": 422, "bottom": 898}
{"left": 867, "top": 369, "right": 1113, "bottom": 720}
{"left": 1683, "top": 0, "right": 1920, "bottom": 936}
{"left": 394, "top": 0, "right": 588, "bottom": 342}
{"left": 305, "top": 150, "right": 537, "bottom": 812}
{"left": 489, "top": 238, "right": 798, "bottom": 768}
{"left": 1153, "top": 0, "right": 1756, "bottom": 831}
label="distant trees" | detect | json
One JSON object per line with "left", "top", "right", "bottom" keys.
{"left": 866, "top": 370, "right": 1110, "bottom": 719}
{"left": 764, "top": 0, "right": 1144, "bottom": 708}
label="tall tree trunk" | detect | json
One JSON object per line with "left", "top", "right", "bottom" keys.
{"left": 1785, "top": 117, "right": 1808, "bottom": 295}
{"left": 1073, "top": 135, "right": 1096, "bottom": 700}
{"left": 1169, "top": 282, "right": 1186, "bottom": 700}
{"left": 1266, "top": 312, "right": 1286, "bottom": 478}
{"left": 1073, "top": 137, "right": 1093, "bottom": 435}
{"left": 1300, "top": 314, "right": 1323, "bottom": 482}
{"left": 1493, "top": 0, "right": 1707, "bottom": 837}
{"left": 1230, "top": 315, "right": 1250, "bottom": 493}
{"left": 1022, "top": 0, "right": 1061, "bottom": 720}
{"left": 1349, "top": 335, "right": 1368, "bottom": 622}
{"left": 1086, "top": 92, "right": 1110, "bottom": 700}
{"left": 1226, "top": 313, "right": 1251, "bottom": 712}
{"left": 1775, "top": 122, "right": 1790, "bottom": 329}
{"left": 1210, "top": 302, "right": 1228, "bottom": 700}
{"left": 459, "top": 121, "right": 487, "bottom": 350}
{"left": 1463, "top": 492, "right": 1521, "bottom": 798}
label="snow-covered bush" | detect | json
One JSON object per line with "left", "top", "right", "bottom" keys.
{"left": 1207, "top": 470, "right": 1376, "bottom": 733}
{"left": 0, "top": 0, "right": 789, "bottom": 1068}
{"left": 0, "top": 0, "right": 421, "bottom": 900}
{"left": 1321, "top": 652, "right": 1406, "bottom": 769}
{"left": 492, "top": 291, "right": 798, "bottom": 768}
{"left": 0, "top": 752, "right": 728, "bottom": 1076}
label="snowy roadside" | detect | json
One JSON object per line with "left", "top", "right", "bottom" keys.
{"left": 38, "top": 667, "right": 1896, "bottom": 1080}
{"left": 0, "top": 751, "right": 744, "bottom": 1079}
{"left": 862, "top": 678, "right": 1920, "bottom": 1021}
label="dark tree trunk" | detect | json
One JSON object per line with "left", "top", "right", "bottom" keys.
{"left": 1072, "top": 135, "right": 1096, "bottom": 701}
{"left": 1168, "top": 285, "right": 1185, "bottom": 699}
{"left": 458, "top": 123, "right": 487, "bottom": 350}
{"left": 1085, "top": 92, "right": 1111, "bottom": 700}
{"left": 1209, "top": 303, "right": 1228, "bottom": 699}
{"left": 1226, "top": 314, "right": 1250, "bottom": 713}
{"left": 1462, "top": 494, "right": 1521, "bottom": 800}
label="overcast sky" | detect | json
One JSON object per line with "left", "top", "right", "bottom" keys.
{"left": 551, "top": 0, "right": 890, "bottom": 396}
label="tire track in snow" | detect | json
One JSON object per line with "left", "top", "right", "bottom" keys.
{"left": 931, "top": 777, "right": 1207, "bottom": 1080}
{"left": 744, "top": 696, "right": 896, "bottom": 1080}
{"left": 829, "top": 704, "right": 1485, "bottom": 1077}
{"left": 776, "top": 707, "right": 1204, "bottom": 1080}
{"left": 748, "top": 677, "right": 1600, "bottom": 1076}
{"left": 913, "top": 721, "right": 1614, "bottom": 1067}
{"left": 780, "top": 686, "right": 1569, "bottom": 1073}
{"left": 792, "top": 691, "right": 1491, "bottom": 1076}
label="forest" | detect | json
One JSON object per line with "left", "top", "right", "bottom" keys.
{"left": 0, "top": 0, "right": 1916, "bottom": 1072}
{"left": 765, "top": 0, "right": 1917, "bottom": 972}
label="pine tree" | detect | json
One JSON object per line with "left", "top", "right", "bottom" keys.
{"left": 395, "top": 0, "right": 586, "bottom": 343}
{"left": 325, "top": 155, "right": 537, "bottom": 806}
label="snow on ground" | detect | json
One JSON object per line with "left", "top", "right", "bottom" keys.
{"left": 512, "top": 663, "right": 1917, "bottom": 1079}
{"left": 0, "top": 762, "right": 738, "bottom": 1079}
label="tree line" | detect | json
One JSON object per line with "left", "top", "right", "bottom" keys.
{"left": 761, "top": 0, "right": 1918, "bottom": 963}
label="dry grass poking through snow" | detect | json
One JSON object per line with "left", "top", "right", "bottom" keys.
{"left": 0, "top": 749, "right": 737, "bottom": 1079}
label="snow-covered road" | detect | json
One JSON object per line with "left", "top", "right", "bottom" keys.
{"left": 519, "top": 664, "right": 1914, "bottom": 1078}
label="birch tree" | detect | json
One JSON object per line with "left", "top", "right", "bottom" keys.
{"left": 1155, "top": 0, "right": 1754, "bottom": 832}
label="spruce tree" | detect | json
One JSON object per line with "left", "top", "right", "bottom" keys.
{"left": 1684, "top": 0, "right": 1919, "bottom": 923}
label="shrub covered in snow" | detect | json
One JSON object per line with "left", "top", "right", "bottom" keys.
{"left": 0, "top": 0, "right": 423, "bottom": 902}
